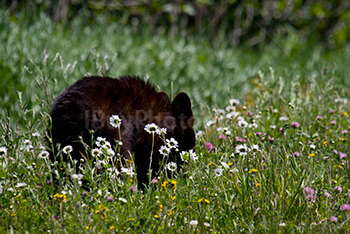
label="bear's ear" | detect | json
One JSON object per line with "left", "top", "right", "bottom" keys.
{"left": 172, "top": 92, "right": 194, "bottom": 127}
{"left": 156, "top": 92, "right": 171, "bottom": 111}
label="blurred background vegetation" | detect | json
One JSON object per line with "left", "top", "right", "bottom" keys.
{"left": 1, "top": 0, "right": 349, "bottom": 47}
{"left": 0, "top": 0, "right": 349, "bottom": 130}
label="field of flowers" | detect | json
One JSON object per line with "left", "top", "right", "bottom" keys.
{"left": 1, "top": 9, "right": 350, "bottom": 233}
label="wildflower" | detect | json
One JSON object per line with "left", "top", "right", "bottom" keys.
{"left": 310, "top": 144, "right": 316, "bottom": 150}
{"left": 339, "top": 153, "right": 347, "bottom": 159}
{"left": 229, "top": 99, "right": 240, "bottom": 106}
{"left": 226, "top": 105, "right": 235, "bottom": 112}
{"left": 309, "top": 153, "right": 315, "bottom": 157}
{"left": 121, "top": 167, "right": 135, "bottom": 177}
{"left": 329, "top": 109, "right": 335, "bottom": 114}
{"left": 91, "top": 148, "right": 101, "bottom": 157}
{"left": 323, "top": 190, "right": 332, "bottom": 198}
{"left": 96, "top": 137, "right": 107, "bottom": 147}
{"left": 107, "top": 196, "right": 114, "bottom": 202}
{"left": 166, "top": 162, "right": 177, "bottom": 172}
{"left": 129, "top": 186, "right": 137, "bottom": 192}
{"left": 32, "top": 132, "right": 41, "bottom": 138}
{"left": 154, "top": 214, "right": 160, "bottom": 219}
{"left": 109, "top": 114, "right": 122, "bottom": 128}
{"left": 334, "top": 186, "right": 342, "bottom": 193}
{"left": 0, "top": 146, "right": 7, "bottom": 156}
{"left": 15, "top": 182, "right": 27, "bottom": 188}
{"left": 94, "top": 205, "right": 108, "bottom": 217}
{"left": 279, "top": 222, "right": 286, "bottom": 227}
{"left": 71, "top": 174, "right": 84, "bottom": 181}
{"left": 304, "top": 186, "right": 315, "bottom": 202}
{"left": 161, "top": 179, "right": 177, "bottom": 192}
{"left": 196, "top": 131, "right": 204, "bottom": 137}
{"left": 144, "top": 123, "right": 159, "bottom": 134}
{"left": 279, "top": 127, "right": 284, "bottom": 133}
{"left": 330, "top": 216, "right": 338, "bottom": 222}
{"left": 226, "top": 111, "right": 239, "bottom": 119}
{"left": 248, "top": 168, "right": 258, "bottom": 174}
{"left": 180, "top": 151, "right": 189, "bottom": 162}
{"left": 206, "top": 120, "right": 216, "bottom": 127}
{"left": 330, "top": 120, "right": 336, "bottom": 125}
{"left": 82, "top": 191, "right": 88, "bottom": 196}
{"left": 238, "top": 120, "right": 248, "bottom": 128}
{"left": 247, "top": 111, "right": 253, "bottom": 117}
{"left": 235, "top": 144, "right": 248, "bottom": 156}
{"left": 341, "top": 130, "right": 348, "bottom": 134}
{"left": 152, "top": 178, "right": 158, "bottom": 183}
{"left": 166, "top": 138, "right": 178, "bottom": 149}
{"left": 250, "top": 145, "right": 260, "bottom": 154}
{"left": 221, "top": 161, "right": 229, "bottom": 169}
{"left": 118, "top": 197, "right": 128, "bottom": 203}
{"left": 256, "top": 132, "right": 262, "bottom": 136}
{"left": 110, "top": 226, "right": 115, "bottom": 230}
{"left": 54, "top": 193, "right": 67, "bottom": 202}
{"left": 279, "top": 116, "right": 289, "bottom": 121}
{"left": 54, "top": 215, "right": 59, "bottom": 221}
{"left": 268, "top": 136, "right": 275, "bottom": 143}
{"left": 189, "top": 220, "right": 198, "bottom": 226}
{"left": 38, "top": 150, "right": 49, "bottom": 159}
{"left": 159, "top": 145, "right": 170, "bottom": 156}
{"left": 156, "top": 127, "right": 167, "bottom": 135}
{"left": 249, "top": 123, "right": 258, "bottom": 129}
{"left": 214, "top": 168, "right": 223, "bottom": 177}
{"left": 316, "top": 115, "right": 323, "bottom": 120}
{"left": 291, "top": 122, "right": 300, "bottom": 128}
{"left": 189, "top": 150, "right": 198, "bottom": 161}
{"left": 204, "top": 142, "right": 213, "bottom": 151}
{"left": 204, "top": 222, "right": 210, "bottom": 227}
{"left": 63, "top": 145, "right": 73, "bottom": 154}
{"left": 340, "top": 204, "right": 350, "bottom": 211}
{"left": 219, "top": 134, "right": 226, "bottom": 140}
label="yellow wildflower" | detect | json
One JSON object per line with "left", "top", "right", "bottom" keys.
{"left": 248, "top": 168, "right": 258, "bottom": 174}
{"left": 309, "top": 153, "right": 315, "bottom": 157}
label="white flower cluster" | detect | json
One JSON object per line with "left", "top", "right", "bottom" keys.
{"left": 235, "top": 144, "right": 260, "bottom": 156}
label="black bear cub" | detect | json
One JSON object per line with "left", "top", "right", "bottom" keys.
{"left": 49, "top": 76, "right": 195, "bottom": 190}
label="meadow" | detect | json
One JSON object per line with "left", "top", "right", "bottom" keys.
{"left": 1, "top": 9, "right": 350, "bottom": 233}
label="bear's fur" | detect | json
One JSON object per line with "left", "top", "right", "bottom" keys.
{"left": 49, "top": 76, "right": 195, "bottom": 190}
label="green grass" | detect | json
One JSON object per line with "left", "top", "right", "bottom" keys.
{"left": 1, "top": 10, "right": 350, "bottom": 233}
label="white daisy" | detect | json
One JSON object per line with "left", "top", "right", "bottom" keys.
{"left": 159, "top": 145, "right": 170, "bottom": 156}
{"left": 238, "top": 120, "right": 248, "bottom": 128}
{"left": 0, "top": 146, "right": 8, "bottom": 156}
{"left": 156, "top": 127, "right": 167, "bottom": 135}
{"left": 189, "top": 220, "right": 198, "bottom": 226}
{"left": 38, "top": 150, "right": 49, "bottom": 159}
{"left": 229, "top": 99, "right": 240, "bottom": 106}
{"left": 250, "top": 144, "right": 260, "bottom": 154}
{"left": 235, "top": 144, "right": 248, "bottom": 156}
{"left": 166, "top": 138, "right": 178, "bottom": 149}
{"left": 63, "top": 145, "right": 73, "bottom": 154}
{"left": 121, "top": 167, "right": 135, "bottom": 177}
{"left": 189, "top": 149, "right": 198, "bottom": 161}
{"left": 214, "top": 168, "right": 223, "bottom": 177}
{"left": 144, "top": 123, "right": 159, "bottom": 134}
{"left": 166, "top": 162, "right": 177, "bottom": 171}
{"left": 109, "top": 115, "right": 122, "bottom": 128}
{"left": 91, "top": 148, "right": 101, "bottom": 158}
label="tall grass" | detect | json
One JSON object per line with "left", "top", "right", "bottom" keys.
{"left": 1, "top": 9, "right": 350, "bottom": 233}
